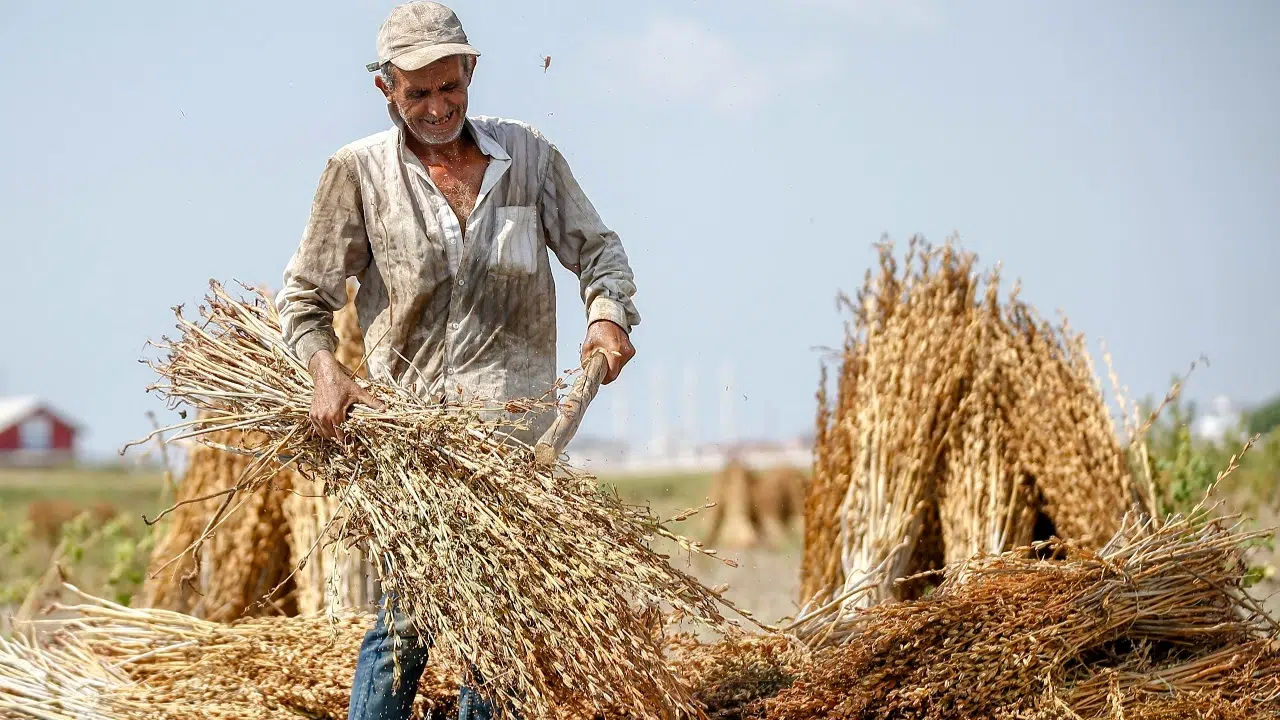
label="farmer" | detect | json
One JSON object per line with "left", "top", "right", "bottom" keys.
{"left": 274, "top": 2, "right": 640, "bottom": 718}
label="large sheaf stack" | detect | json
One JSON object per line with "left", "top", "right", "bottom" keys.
{"left": 798, "top": 237, "right": 1136, "bottom": 616}
{"left": 138, "top": 428, "right": 298, "bottom": 621}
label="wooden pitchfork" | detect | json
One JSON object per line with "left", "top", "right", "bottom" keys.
{"left": 533, "top": 350, "right": 610, "bottom": 467}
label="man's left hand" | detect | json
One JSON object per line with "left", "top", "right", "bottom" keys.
{"left": 581, "top": 320, "right": 634, "bottom": 385}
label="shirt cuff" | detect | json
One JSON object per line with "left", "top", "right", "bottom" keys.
{"left": 588, "top": 297, "right": 631, "bottom": 334}
{"left": 294, "top": 329, "right": 338, "bottom": 369}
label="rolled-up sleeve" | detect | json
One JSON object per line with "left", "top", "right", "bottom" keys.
{"left": 276, "top": 150, "right": 371, "bottom": 367}
{"left": 540, "top": 146, "right": 641, "bottom": 333}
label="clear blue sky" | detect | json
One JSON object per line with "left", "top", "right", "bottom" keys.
{"left": 2, "top": 0, "right": 1277, "bottom": 459}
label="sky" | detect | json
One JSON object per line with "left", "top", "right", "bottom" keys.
{"left": 1, "top": 0, "right": 1278, "bottom": 460}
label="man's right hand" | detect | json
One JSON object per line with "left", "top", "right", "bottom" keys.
{"left": 308, "top": 350, "right": 385, "bottom": 443}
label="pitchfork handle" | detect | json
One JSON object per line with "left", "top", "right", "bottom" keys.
{"left": 534, "top": 351, "right": 610, "bottom": 466}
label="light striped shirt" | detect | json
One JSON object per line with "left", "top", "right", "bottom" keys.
{"left": 276, "top": 106, "right": 641, "bottom": 442}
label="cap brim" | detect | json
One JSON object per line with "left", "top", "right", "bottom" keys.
{"left": 389, "top": 43, "right": 480, "bottom": 72}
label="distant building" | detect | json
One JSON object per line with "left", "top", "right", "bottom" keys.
{"left": 0, "top": 396, "right": 79, "bottom": 467}
{"left": 1192, "top": 395, "right": 1245, "bottom": 445}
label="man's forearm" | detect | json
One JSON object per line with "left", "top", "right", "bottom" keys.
{"left": 307, "top": 347, "right": 339, "bottom": 378}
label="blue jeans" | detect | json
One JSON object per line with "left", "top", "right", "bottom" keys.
{"left": 348, "top": 599, "right": 506, "bottom": 720}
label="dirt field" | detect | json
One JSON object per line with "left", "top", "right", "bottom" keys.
{"left": 606, "top": 471, "right": 805, "bottom": 631}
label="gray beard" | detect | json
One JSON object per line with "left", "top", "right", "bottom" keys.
{"left": 397, "top": 103, "right": 465, "bottom": 146}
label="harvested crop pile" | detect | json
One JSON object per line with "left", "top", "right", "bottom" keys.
{"left": 0, "top": 584, "right": 457, "bottom": 720}
{"left": 6, "top": 491, "right": 1275, "bottom": 720}
{"left": 799, "top": 237, "right": 1136, "bottom": 621}
{"left": 772, "top": 491, "right": 1280, "bottom": 719}
{"left": 1, "top": 590, "right": 803, "bottom": 720}
{"left": 704, "top": 461, "right": 806, "bottom": 550}
{"left": 126, "top": 281, "right": 755, "bottom": 719}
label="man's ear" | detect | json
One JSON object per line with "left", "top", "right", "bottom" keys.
{"left": 375, "top": 73, "right": 392, "bottom": 100}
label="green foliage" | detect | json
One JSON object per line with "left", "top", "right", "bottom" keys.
{"left": 102, "top": 516, "right": 156, "bottom": 606}
{"left": 0, "top": 506, "right": 158, "bottom": 611}
{"left": 0, "top": 522, "right": 35, "bottom": 606}
{"left": 1247, "top": 395, "right": 1280, "bottom": 438}
{"left": 1138, "top": 378, "right": 1232, "bottom": 519}
{"left": 1137, "top": 381, "right": 1280, "bottom": 591}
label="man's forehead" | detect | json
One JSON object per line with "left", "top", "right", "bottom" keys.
{"left": 396, "top": 56, "right": 467, "bottom": 87}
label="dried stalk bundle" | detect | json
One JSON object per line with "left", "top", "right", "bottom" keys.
{"left": 139, "top": 428, "right": 297, "bottom": 622}
{"left": 0, "top": 627, "right": 127, "bottom": 720}
{"left": 0, "top": 584, "right": 457, "bottom": 720}
{"left": 1065, "top": 640, "right": 1280, "bottom": 718}
{"left": 799, "top": 236, "right": 1133, "bottom": 622}
{"left": 131, "top": 281, "right": 752, "bottom": 720}
{"left": 282, "top": 473, "right": 379, "bottom": 614}
{"left": 997, "top": 302, "right": 1133, "bottom": 546}
{"left": 800, "top": 238, "right": 984, "bottom": 614}
{"left": 772, "top": 499, "right": 1278, "bottom": 719}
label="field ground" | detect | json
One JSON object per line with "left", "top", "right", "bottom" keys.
{"left": 0, "top": 466, "right": 805, "bottom": 631}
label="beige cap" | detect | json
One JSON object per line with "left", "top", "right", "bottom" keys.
{"left": 365, "top": 1, "right": 480, "bottom": 73}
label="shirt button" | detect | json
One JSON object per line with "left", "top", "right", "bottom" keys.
{"left": 457, "top": 280, "right": 465, "bottom": 286}
{"left": 450, "top": 322, "right": 459, "bottom": 329}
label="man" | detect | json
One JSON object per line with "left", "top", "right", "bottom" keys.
{"left": 274, "top": 3, "right": 640, "bottom": 719}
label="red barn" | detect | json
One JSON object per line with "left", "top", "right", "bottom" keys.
{"left": 0, "top": 396, "right": 80, "bottom": 467}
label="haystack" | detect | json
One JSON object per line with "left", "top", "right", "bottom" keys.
{"left": 753, "top": 466, "right": 806, "bottom": 546}
{"left": 705, "top": 461, "right": 806, "bottom": 550}
{"left": 138, "top": 428, "right": 297, "bottom": 622}
{"left": 799, "top": 237, "right": 1134, "bottom": 617}
{"left": 705, "top": 459, "right": 761, "bottom": 550}
{"left": 140, "top": 280, "right": 379, "bottom": 619}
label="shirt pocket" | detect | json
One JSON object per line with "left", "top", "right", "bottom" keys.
{"left": 488, "top": 205, "right": 539, "bottom": 276}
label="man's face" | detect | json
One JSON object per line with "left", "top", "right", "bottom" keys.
{"left": 378, "top": 56, "right": 472, "bottom": 146}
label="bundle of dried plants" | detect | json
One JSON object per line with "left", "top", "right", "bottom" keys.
{"left": 127, "top": 281, "right": 754, "bottom": 719}
{"left": 773, "top": 483, "right": 1279, "bottom": 719}
{"left": 799, "top": 238, "right": 984, "bottom": 618}
{"left": 799, "top": 236, "right": 1134, "bottom": 624}
{"left": 0, "top": 583, "right": 456, "bottom": 720}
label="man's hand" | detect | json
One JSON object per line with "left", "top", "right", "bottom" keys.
{"left": 581, "top": 320, "right": 635, "bottom": 385}
{"left": 308, "top": 350, "right": 385, "bottom": 443}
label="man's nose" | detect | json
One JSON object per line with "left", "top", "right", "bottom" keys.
{"left": 426, "top": 96, "right": 452, "bottom": 118}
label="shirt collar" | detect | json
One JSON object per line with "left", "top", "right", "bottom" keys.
{"left": 387, "top": 104, "right": 510, "bottom": 163}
